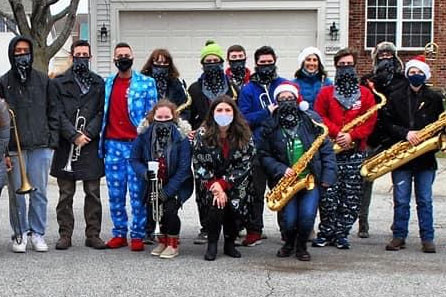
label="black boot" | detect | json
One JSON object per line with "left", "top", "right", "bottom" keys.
{"left": 277, "top": 230, "right": 296, "bottom": 257}
{"left": 204, "top": 242, "right": 218, "bottom": 261}
{"left": 295, "top": 238, "right": 311, "bottom": 261}
{"left": 358, "top": 219, "right": 369, "bottom": 238}
{"left": 224, "top": 239, "right": 241, "bottom": 258}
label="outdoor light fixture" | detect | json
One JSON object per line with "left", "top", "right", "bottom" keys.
{"left": 99, "top": 23, "right": 108, "bottom": 42}
{"left": 329, "top": 22, "right": 339, "bottom": 41}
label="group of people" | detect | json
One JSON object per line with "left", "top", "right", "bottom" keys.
{"left": 0, "top": 35, "right": 443, "bottom": 262}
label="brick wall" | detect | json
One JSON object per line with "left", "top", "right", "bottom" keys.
{"left": 349, "top": 0, "right": 446, "bottom": 87}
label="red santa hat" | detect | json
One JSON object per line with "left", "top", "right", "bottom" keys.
{"left": 405, "top": 55, "right": 431, "bottom": 80}
{"left": 273, "top": 82, "right": 309, "bottom": 111}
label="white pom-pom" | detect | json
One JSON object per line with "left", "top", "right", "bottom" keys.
{"left": 299, "top": 100, "right": 309, "bottom": 111}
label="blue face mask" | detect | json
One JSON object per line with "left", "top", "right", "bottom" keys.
{"left": 408, "top": 74, "right": 426, "bottom": 87}
{"left": 214, "top": 114, "right": 233, "bottom": 127}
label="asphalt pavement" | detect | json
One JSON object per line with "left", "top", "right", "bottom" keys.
{"left": 0, "top": 160, "right": 445, "bottom": 297}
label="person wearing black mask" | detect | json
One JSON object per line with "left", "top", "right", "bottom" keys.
{"left": 0, "top": 36, "right": 59, "bottom": 253}
{"left": 238, "top": 45, "right": 287, "bottom": 247}
{"left": 187, "top": 40, "right": 237, "bottom": 245}
{"left": 225, "top": 44, "right": 251, "bottom": 92}
{"left": 99, "top": 42, "right": 158, "bottom": 252}
{"left": 382, "top": 55, "right": 444, "bottom": 253}
{"left": 49, "top": 40, "right": 107, "bottom": 250}
{"left": 258, "top": 82, "right": 336, "bottom": 261}
{"left": 131, "top": 99, "right": 193, "bottom": 259}
{"left": 313, "top": 48, "right": 377, "bottom": 250}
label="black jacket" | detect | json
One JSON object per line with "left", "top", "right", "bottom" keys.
{"left": 382, "top": 84, "right": 445, "bottom": 171}
{"left": 50, "top": 69, "right": 105, "bottom": 180}
{"left": 0, "top": 36, "right": 59, "bottom": 151}
{"left": 188, "top": 77, "right": 236, "bottom": 130}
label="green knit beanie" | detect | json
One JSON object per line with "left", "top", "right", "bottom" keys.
{"left": 200, "top": 40, "right": 224, "bottom": 62}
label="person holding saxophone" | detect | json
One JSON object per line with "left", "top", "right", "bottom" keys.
{"left": 257, "top": 82, "right": 336, "bottom": 261}
{"left": 130, "top": 99, "right": 193, "bottom": 259}
{"left": 50, "top": 40, "right": 107, "bottom": 250}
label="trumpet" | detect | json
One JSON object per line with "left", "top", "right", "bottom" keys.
{"left": 259, "top": 84, "right": 274, "bottom": 110}
{"left": 63, "top": 109, "right": 86, "bottom": 172}
{"left": 148, "top": 161, "right": 163, "bottom": 235}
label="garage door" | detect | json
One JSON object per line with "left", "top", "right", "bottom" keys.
{"left": 119, "top": 10, "right": 317, "bottom": 84}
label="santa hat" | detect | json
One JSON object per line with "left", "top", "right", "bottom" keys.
{"left": 297, "top": 46, "right": 325, "bottom": 70}
{"left": 273, "top": 82, "right": 309, "bottom": 111}
{"left": 405, "top": 55, "right": 431, "bottom": 80}
{"left": 371, "top": 41, "right": 403, "bottom": 71}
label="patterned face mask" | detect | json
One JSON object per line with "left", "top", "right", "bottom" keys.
{"left": 152, "top": 65, "right": 169, "bottom": 98}
{"left": 278, "top": 101, "right": 300, "bottom": 129}
{"left": 374, "top": 58, "right": 396, "bottom": 87}
{"left": 73, "top": 57, "right": 93, "bottom": 94}
{"left": 334, "top": 65, "right": 360, "bottom": 110}
{"left": 255, "top": 64, "right": 277, "bottom": 85}
{"left": 152, "top": 120, "right": 174, "bottom": 158}
{"left": 14, "top": 53, "right": 32, "bottom": 83}
{"left": 229, "top": 59, "right": 246, "bottom": 85}
{"left": 202, "top": 62, "right": 227, "bottom": 99}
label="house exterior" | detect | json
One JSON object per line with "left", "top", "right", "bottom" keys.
{"left": 89, "top": 0, "right": 349, "bottom": 82}
{"left": 350, "top": 0, "right": 445, "bottom": 87}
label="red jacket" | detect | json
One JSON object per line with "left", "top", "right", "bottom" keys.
{"left": 314, "top": 85, "right": 377, "bottom": 151}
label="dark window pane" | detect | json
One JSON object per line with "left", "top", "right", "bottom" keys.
{"left": 377, "top": 22, "right": 387, "bottom": 34}
{"left": 413, "top": 8, "right": 422, "bottom": 19}
{"left": 421, "top": 35, "right": 430, "bottom": 46}
{"left": 412, "top": 23, "right": 421, "bottom": 34}
{"left": 423, "top": 8, "right": 432, "bottom": 19}
{"left": 368, "top": 0, "right": 377, "bottom": 6}
{"left": 389, "top": 0, "right": 397, "bottom": 5}
{"left": 378, "top": 7, "right": 387, "bottom": 19}
{"left": 402, "top": 21, "right": 432, "bottom": 47}
{"left": 413, "top": 0, "right": 423, "bottom": 6}
{"left": 403, "top": 8, "right": 412, "bottom": 19}
{"left": 378, "top": 0, "right": 386, "bottom": 6}
{"left": 388, "top": 7, "right": 397, "bottom": 19}
{"left": 403, "top": 0, "right": 412, "bottom": 6}
{"left": 368, "top": 7, "right": 377, "bottom": 19}
{"left": 423, "top": 0, "right": 432, "bottom": 6}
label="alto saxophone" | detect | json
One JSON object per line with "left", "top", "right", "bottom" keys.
{"left": 176, "top": 79, "right": 192, "bottom": 114}
{"left": 266, "top": 119, "right": 329, "bottom": 212}
{"left": 333, "top": 88, "right": 387, "bottom": 154}
{"left": 361, "top": 111, "right": 446, "bottom": 181}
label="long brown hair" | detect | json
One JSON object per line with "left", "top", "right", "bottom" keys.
{"left": 202, "top": 95, "right": 251, "bottom": 150}
{"left": 145, "top": 99, "right": 179, "bottom": 124}
{"left": 141, "top": 48, "right": 180, "bottom": 79}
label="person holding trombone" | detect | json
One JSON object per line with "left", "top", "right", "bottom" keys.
{"left": 50, "top": 40, "right": 107, "bottom": 250}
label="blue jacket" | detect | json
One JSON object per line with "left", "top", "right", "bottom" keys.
{"left": 293, "top": 75, "right": 332, "bottom": 109}
{"left": 130, "top": 124, "right": 193, "bottom": 204}
{"left": 238, "top": 76, "right": 287, "bottom": 143}
{"left": 99, "top": 70, "right": 157, "bottom": 157}
{"left": 257, "top": 110, "right": 337, "bottom": 188}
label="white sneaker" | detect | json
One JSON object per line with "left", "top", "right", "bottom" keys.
{"left": 12, "top": 234, "right": 28, "bottom": 253}
{"left": 30, "top": 233, "right": 48, "bottom": 252}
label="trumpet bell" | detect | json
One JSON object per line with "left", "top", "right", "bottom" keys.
{"left": 15, "top": 180, "right": 36, "bottom": 195}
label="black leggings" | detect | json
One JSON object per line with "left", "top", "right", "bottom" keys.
{"left": 207, "top": 204, "right": 238, "bottom": 243}
{"left": 159, "top": 199, "right": 181, "bottom": 236}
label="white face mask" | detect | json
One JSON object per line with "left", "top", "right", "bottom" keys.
{"left": 214, "top": 114, "right": 233, "bottom": 127}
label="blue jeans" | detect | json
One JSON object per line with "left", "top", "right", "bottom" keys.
{"left": 104, "top": 140, "right": 146, "bottom": 239}
{"left": 8, "top": 148, "right": 53, "bottom": 236}
{"left": 391, "top": 169, "right": 435, "bottom": 242}
{"left": 281, "top": 187, "right": 319, "bottom": 239}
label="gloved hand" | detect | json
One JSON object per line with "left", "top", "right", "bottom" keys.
{"left": 145, "top": 170, "right": 156, "bottom": 181}
{"left": 159, "top": 189, "right": 169, "bottom": 202}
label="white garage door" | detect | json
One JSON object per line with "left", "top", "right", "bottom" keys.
{"left": 119, "top": 10, "right": 317, "bottom": 84}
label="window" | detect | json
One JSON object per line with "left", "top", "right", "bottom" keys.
{"left": 366, "top": 0, "right": 434, "bottom": 49}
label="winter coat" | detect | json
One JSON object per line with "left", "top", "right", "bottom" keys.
{"left": 99, "top": 70, "right": 157, "bottom": 158}
{"left": 192, "top": 127, "right": 255, "bottom": 217}
{"left": 0, "top": 99, "right": 10, "bottom": 187}
{"left": 50, "top": 69, "right": 105, "bottom": 180}
{"left": 293, "top": 75, "right": 332, "bottom": 109}
{"left": 257, "top": 110, "right": 337, "bottom": 189}
{"left": 314, "top": 85, "right": 377, "bottom": 151}
{"left": 187, "top": 76, "right": 237, "bottom": 130}
{"left": 0, "top": 36, "right": 59, "bottom": 151}
{"left": 238, "top": 76, "right": 287, "bottom": 143}
{"left": 382, "top": 84, "right": 445, "bottom": 171}
{"left": 130, "top": 119, "right": 193, "bottom": 204}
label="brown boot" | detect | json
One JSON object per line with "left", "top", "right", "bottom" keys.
{"left": 55, "top": 237, "right": 72, "bottom": 250}
{"left": 422, "top": 241, "right": 436, "bottom": 253}
{"left": 385, "top": 238, "right": 406, "bottom": 251}
{"left": 151, "top": 234, "right": 167, "bottom": 256}
{"left": 85, "top": 237, "right": 107, "bottom": 249}
{"left": 160, "top": 235, "right": 179, "bottom": 259}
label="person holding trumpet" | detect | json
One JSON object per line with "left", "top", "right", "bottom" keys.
{"left": 130, "top": 99, "right": 193, "bottom": 258}
{"left": 50, "top": 40, "right": 107, "bottom": 250}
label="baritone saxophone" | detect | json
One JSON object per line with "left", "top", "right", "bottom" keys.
{"left": 360, "top": 111, "right": 446, "bottom": 181}
{"left": 266, "top": 119, "right": 329, "bottom": 212}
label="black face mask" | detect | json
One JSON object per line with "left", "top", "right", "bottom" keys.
{"left": 115, "top": 57, "right": 133, "bottom": 72}
{"left": 229, "top": 59, "right": 246, "bottom": 81}
{"left": 334, "top": 65, "right": 360, "bottom": 109}
{"left": 152, "top": 65, "right": 169, "bottom": 78}
{"left": 203, "top": 62, "right": 224, "bottom": 77}
{"left": 152, "top": 65, "right": 169, "bottom": 98}
{"left": 73, "top": 57, "right": 90, "bottom": 74}
{"left": 278, "top": 101, "right": 300, "bottom": 129}
{"left": 374, "top": 58, "right": 396, "bottom": 87}
{"left": 14, "top": 53, "right": 32, "bottom": 83}
{"left": 202, "top": 62, "right": 227, "bottom": 99}
{"left": 255, "top": 64, "right": 277, "bottom": 85}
